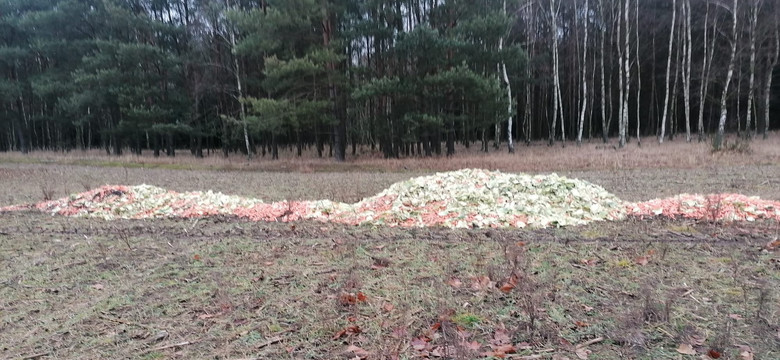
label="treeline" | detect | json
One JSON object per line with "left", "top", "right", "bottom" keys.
{"left": 1, "top": 0, "right": 778, "bottom": 160}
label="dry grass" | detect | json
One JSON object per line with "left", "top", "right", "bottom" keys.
{"left": 0, "top": 214, "right": 777, "bottom": 359}
{"left": 1, "top": 139, "right": 779, "bottom": 359}
{"left": 1, "top": 133, "right": 778, "bottom": 173}
{"left": 1, "top": 161, "right": 779, "bottom": 209}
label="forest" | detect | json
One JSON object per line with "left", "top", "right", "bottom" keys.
{"left": 1, "top": 0, "right": 778, "bottom": 160}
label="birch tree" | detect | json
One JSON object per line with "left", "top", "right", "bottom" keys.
{"left": 549, "top": 0, "right": 563, "bottom": 146}
{"left": 714, "top": 0, "right": 739, "bottom": 150}
{"left": 764, "top": 10, "right": 780, "bottom": 139}
{"left": 659, "top": 0, "right": 677, "bottom": 144}
{"left": 599, "top": 0, "right": 608, "bottom": 143}
{"left": 682, "top": 0, "right": 692, "bottom": 142}
{"left": 745, "top": 0, "right": 761, "bottom": 138}
{"left": 499, "top": 0, "right": 515, "bottom": 153}
{"left": 577, "top": 0, "right": 589, "bottom": 146}
{"left": 617, "top": 0, "right": 630, "bottom": 148}
{"left": 635, "top": 0, "right": 641, "bottom": 145}
{"left": 697, "top": 2, "right": 716, "bottom": 142}
{"left": 226, "top": 0, "right": 252, "bottom": 159}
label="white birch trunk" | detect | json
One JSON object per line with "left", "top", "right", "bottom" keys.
{"left": 500, "top": 0, "right": 514, "bottom": 153}
{"left": 659, "top": 0, "right": 677, "bottom": 144}
{"left": 524, "top": 0, "right": 534, "bottom": 144}
{"left": 550, "top": 0, "right": 562, "bottom": 146}
{"left": 599, "top": 0, "right": 608, "bottom": 143}
{"left": 745, "top": 1, "right": 759, "bottom": 138}
{"left": 764, "top": 18, "right": 780, "bottom": 139}
{"left": 697, "top": 3, "right": 710, "bottom": 142}
{"left": 715, "top": 0, "right": 739, "bottom": 150}
{"left": 634, "top": 0, "right": 641, "bottom": 145}
{"left": 227, "top": 0, "right": 252, "bottom": 159}
{"left": 682, "top": 0, "right": 692, "bottom": 142}
{"left": 621, "top": 0, "right": 631, "bottom": 148}
{"left": 617, "top": 0, "right": 626, "bottom": 147}
{"left": 578, "top": 0, "right": 589, "bottom": 146}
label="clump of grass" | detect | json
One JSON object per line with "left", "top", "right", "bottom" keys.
{"left": 452, "top": 312, "right": 482, "bottom": 328}
{"left": 40, "top": 182, "right": 55, "bottom": 201}
{"left": 711, "top": 137, "right": 752, "bottom": 154}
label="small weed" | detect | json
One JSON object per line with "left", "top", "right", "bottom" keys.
{"left": 452, "top": 313, "right": 482, "bottom": 328}
{"left": 40, "top": 183, "right": 55, "bottom": 201}
{"left": 615, "top": 259, "right": 632, "bottom": 268}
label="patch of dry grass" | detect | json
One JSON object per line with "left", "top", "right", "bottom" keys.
{"left": 0, "top": 214, "right": 777, "bottom": 359}
{"left": 1, "top": 133, "right": 778, "bottom": 173}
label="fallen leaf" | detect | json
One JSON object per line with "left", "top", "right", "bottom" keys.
{"left": 765, "top": 239, "right": 780, "bottom": 250}
{"left": 371, "top": 256, "right": 391, "bottom": 269}
{"left": 411, "top": 337, "right": 430, "bottom": 351}
{"left": 152, "top": 330, "right": 168, "bottom": 342}
{"left": 491, "top": 328, "right": 511, "bottom": 346}
{"left": 462, "top": 340, "right": 481, "bottom": 351}
{"left": 574, "top": 321, "right": 589, "bottom": 327}
{"left": 356, "top": 292, "right": 367, "bottom": 302}
{"left": 431, "top": 346, "right": 447, "bottom": 357}
{"left": 499, "top": 282, "right": 516, "bottom": 293}
{"left": 689, "top": 335, "right": 706, "bottom": 346}
{"left": 345, "top": 345, "right": 370, "bottom": 359}
{"left": 390, "top": 327, "right": 408, "bottom": 339}
{"left": 456, "top": 328, "right": 472, "bottom": 339}
{"left": 332, "top": 325, "right": 361, "bottom": 340}
{"left": 499, "top": 274, "right": 519, "bottom": 293}
{"left": 332, "top": 329, "right": 346, "bottom": 340}
{"left": 677, "top": 343, "right": 697, "bottom": 355}
{"left": 347, "top": 316, "right": 357, "bottom": 322}
{"left": 430, "top": 322, "right": 441, "bottom": 331}
{"left": 728, "top": 314, "right": 743, "bottom": 320}
{"left": 471, "top": 276, "right": 494, "bottom": 291}
{"left": 516, "top": 241, "right": 526, "bottom": 247}
{"left": 339, "top": 293, "right": 357, "bottom": 305}
{"left": 634, "top": 256, "right": 649, "bottom": 266}
{"left": 492, "top": 344, "right": 516, "bottom": 354}
{"left": 580, "top": 258, "right": 598, "bottom": 266}
{"left": 197, "top": 313, "right": 221, "bottom": 320}
{"left": 575, "top": 347, "right": 591, "bottom": 359}
{"left": 193, "top": 254, "right": 201, "bottom": 261}
{"left": 707, "top": 349, "right": 721, "bottom": 359}
{"left": 446, "top": 277, "right": 463, "bottom": 288}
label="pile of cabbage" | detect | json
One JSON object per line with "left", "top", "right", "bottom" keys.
{"left": 3, "top": 169, "right": 777, "bottom": 229}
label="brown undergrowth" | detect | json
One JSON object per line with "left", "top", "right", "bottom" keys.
{"left": 0, "top": 214, "right": 777, "bottom": 359}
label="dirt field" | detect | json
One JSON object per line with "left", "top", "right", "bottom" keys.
{"left": 1, "top": 142, "right": 779, "bottom": 359}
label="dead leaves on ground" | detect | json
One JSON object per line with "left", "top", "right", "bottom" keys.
{"left": 339, "top": 291, "right": 368, "bottom": 306}
{"left": 333, "top": 325, "right": 362, "bottom": 340}
{"left": 446, "top": 274, "right": 520, "bottom": 294}
{"left": 344, "top": 344, "right": 370, "bottom": 359}
{"left": 676, "top": 343, "right": 697, "bottom": 355}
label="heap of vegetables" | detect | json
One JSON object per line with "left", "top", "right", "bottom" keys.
{"left": 2, "top": 169, "right": 778, "bottom": 228}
